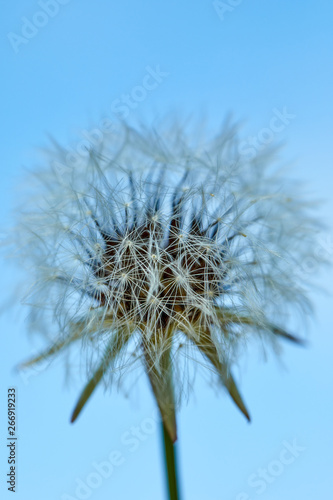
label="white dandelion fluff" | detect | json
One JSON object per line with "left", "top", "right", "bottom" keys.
{"left": 14, "top": 119, "right": 320, "bottom": 442}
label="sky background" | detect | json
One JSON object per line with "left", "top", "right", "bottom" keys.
{"left": 1, "top": 1, "right": 333, "bottom": 499}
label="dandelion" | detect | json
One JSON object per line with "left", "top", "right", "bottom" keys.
{"left": 14, "top": 119, "right": 320, "bottom": 499}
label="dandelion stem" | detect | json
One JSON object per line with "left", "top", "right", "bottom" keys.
{"left": 161, "top": 421, "right": 180, "bottom": 500}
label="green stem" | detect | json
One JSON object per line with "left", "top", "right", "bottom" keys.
{"left": 161, "top": 421, "right": 180, "bottom": 500}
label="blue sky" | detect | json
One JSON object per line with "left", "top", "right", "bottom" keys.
{"left": 1, "top": 1, "right": 333, "bottom": 499}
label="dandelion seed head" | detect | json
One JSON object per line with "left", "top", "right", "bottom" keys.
{"left": 12, "top": 119, "right": 325, "bottom": 441}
